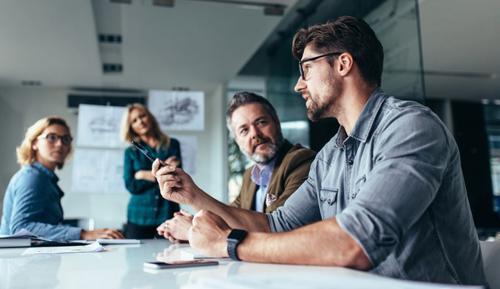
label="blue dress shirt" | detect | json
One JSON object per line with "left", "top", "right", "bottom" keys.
{"left": 0, "top": 162, "right": 81, "bottom": 241}
{"left": 250, "top": 159, "right": 275, "bottom": 212}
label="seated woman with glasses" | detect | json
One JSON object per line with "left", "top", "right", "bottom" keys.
{"left": 0, "top": 116, "right": 124, "bottom": 241}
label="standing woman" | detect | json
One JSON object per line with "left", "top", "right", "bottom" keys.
{"left": 121, "top": 103, "right": 181, "bottom": 239}
{"left": 0, "top": 116, "right": 123, "bottom": 241}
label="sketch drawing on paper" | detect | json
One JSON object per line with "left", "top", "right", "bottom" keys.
{"left": 159, "top": 97, "right": 199, "bottom": 126}
{"left": 77, "top": 104, "right": 126, "bottom": 148}
{"left": 148, "top": 90, "right": 205, "bottom": 131}
{"left": 89, "top": 116, "right": 118, "bottom": 133}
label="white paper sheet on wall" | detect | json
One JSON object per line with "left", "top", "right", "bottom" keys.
{"left": 148, "top": 90, "right": 205, "bottom": 131}
{"left": 76, "top": 104, "right": 127, "bottom": 148}
{"left": 71, "top": 148, "right": 127, "bottom": 194}
{"left": 172, "top": 135, "right": 197, "bottom": 175}
{"left": 72, "top": 103, "right": 199, "bottom": 195}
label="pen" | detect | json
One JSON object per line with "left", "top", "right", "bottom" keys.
{"left": 131, "top": 140, "right": 165, "bottom": 166}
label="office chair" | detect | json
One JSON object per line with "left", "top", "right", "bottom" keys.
{"left": 480, "top": 239, "right": 500, "bottom": 289}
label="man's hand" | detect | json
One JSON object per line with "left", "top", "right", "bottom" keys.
{"left": 156, "top": 211, "right": 193, "bottom": 242}
{"left": 80, "top": 229, "right": 124, "bottom": 240}
{"left": 164, "top": 156, "right": 181, "bottom": 168}
{"left": 152, "top": 159, "right": 202, "bottom": 206}
{"left": 188, "top": 210, "right": 231, "bottom": 258}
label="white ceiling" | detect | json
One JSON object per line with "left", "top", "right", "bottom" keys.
{"left": 0, "top": 0, "right": 498, "bottom": 101}
{"left": 0, "top": 1, "right": 101, "bottom": 88}
{"left": 419, "top": 0, "right": 500, "bottom": 100}
{"left": 0, "top": 0, "right": 296, "bottom": 92}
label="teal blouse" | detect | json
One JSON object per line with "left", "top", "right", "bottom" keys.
{"left": 123, "top": 139, "right": 181, "bottom": 226}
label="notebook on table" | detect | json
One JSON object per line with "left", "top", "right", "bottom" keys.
{"left": 0, "top": 229, "right": 86, "bottom": 248}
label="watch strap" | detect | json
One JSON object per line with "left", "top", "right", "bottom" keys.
{"left": 227, "top": 229, "right": 247, "bottom": 261}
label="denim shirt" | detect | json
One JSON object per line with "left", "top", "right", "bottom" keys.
{"left": 0, "top": 162, "right": 81, "bottom": 241}
{"left": 268, "top": 89, "right": 486, "bottom": 285}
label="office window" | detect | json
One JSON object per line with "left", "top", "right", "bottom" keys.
{"left": 484, "top": 103, "right": 500, "bottom": 213}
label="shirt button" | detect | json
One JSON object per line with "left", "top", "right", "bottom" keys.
{"left": 348, "top": 159, "right": 354, "bottom": 165}
{"left": 351, "top": 192, "right": 357, "bottom": 199}
{"left": 155, "top": 195, "right": 159, "bottom": 200}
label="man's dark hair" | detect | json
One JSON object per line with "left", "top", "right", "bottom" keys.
{"left": 226, "top": 91, "right": 280, "bottom": 133}
{"left": 292, "top": 16, "right": 384, "bottom": 86}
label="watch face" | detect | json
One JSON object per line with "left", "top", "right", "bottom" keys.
{"left": 228, "top": 229, "right": 247, "bottom": 241}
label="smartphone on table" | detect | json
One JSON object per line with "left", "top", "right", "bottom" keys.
{"left": 143, "top": 259, "right": 219, "bottom": 269}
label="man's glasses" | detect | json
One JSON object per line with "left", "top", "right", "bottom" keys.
{"left": 298, "top": 51, "right": 342, "bottom": 80}
{"left": 38, "top": 133, "right": 73, "bottom": 146}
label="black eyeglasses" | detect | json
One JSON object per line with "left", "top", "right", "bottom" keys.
{"left": 298, "top": 52, "right": 342, "bottom": 80}
{"left": 38, "top": 133, "right": 73, "bottom": 146}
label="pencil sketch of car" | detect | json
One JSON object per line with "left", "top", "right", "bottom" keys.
{"left": 159, "top": 97, "right": 199, "bottom": 126}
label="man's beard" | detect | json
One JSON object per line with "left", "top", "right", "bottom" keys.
{"left": 250, "top": 142, "right": 279, "bottom": 165}
{"left": 307, "top": 76, "right": 342, "bottom": 122}
{"left": 307, "top": 100, "right": 331, "bottom": 122}
{"left": 244, "top": 136, "right": 283, "bottom": 165}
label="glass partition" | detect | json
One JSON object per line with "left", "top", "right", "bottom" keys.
{"left": 228, "top": 0, "right": 425, "bottom": 202}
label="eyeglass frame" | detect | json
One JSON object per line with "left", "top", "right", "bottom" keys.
{"left": 38, "top": 133, "right": 73, "bottom": 146}
{"left": 298, "top": 51, "right": 342, "bottom": 80}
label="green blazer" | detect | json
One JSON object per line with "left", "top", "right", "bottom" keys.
{"left": 123, "top": 139, "right": 181, "bottom": 226}
{"left": 231, "top": 140, "right": 316, "bottom": 213}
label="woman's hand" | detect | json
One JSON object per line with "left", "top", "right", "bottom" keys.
{"left": 81, "top": 228, "right": 124, "bottom": 240}
{"left": 134, "top": 170, "right": 156, "bottom": 182}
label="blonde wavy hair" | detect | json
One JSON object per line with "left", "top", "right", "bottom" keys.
{"left": 16, "top": 116, "right": 72, "bottom": 168}
{"left": 120, "top": 103, "right": 170, "bottom": 148}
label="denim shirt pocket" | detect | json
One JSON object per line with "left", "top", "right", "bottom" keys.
{"left": 319, "top": 187, "right": 339, "bottom": 218}
{"left": 352, "top": 174, "right": 366, "bottom": 199}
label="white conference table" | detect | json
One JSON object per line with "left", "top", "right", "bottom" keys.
{"left": 0, "top": 239, "right": 479, "bottom": 289}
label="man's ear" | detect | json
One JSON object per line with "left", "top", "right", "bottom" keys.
{"left": 337, "top": 53, "right": 354, "bottom": 76}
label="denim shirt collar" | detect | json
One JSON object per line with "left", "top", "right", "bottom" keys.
{"left": 335, "top": 87, "right": 387, "bottom": 147}
{"left": 32, "top": 162, "right": 59, "bottom": 183}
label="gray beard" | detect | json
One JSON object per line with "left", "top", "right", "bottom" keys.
{"left": 250, "top": 142, "right": 279, "bottom": 165}
{"left": 243, "top": 136, "right": 284, "bottom": 165}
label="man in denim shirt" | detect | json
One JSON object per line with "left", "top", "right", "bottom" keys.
{"left": 154, "top": 16, "right": 486, "bottom": 285}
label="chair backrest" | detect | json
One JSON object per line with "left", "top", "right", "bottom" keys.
{"left": 480, "top": 239, "right": 500, "bottom": 289}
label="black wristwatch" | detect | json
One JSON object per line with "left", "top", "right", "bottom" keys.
{"left": 227, "top": 229, "right": 248, "bottom": 261}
